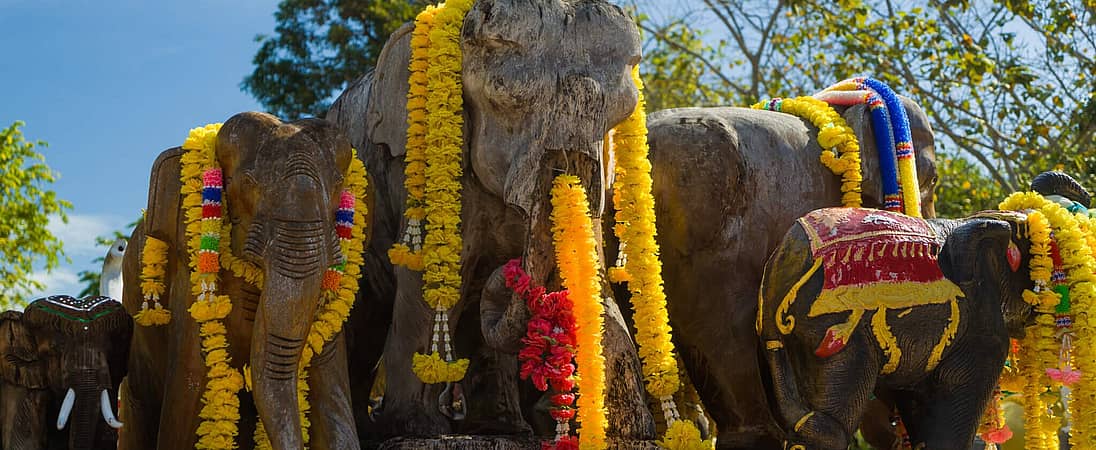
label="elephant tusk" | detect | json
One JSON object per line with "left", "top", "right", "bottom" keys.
{"left": 57, "top": 388, "right": 76, "bottom": 430}
{"left": 100, "top": 389, "right": 123, "bottom": 429}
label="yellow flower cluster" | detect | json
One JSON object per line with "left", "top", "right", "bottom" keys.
{"left": 752, "top": 97, "right": 863, "bottom": 208}
{"left": 408, "top": 0, "right": 474, "bottom": 384}
{"left": 179, "top": 123, "right": 246, "bottom": 449}
{"left": 388, "top": 4, "right": 439, "bottom": 271}
{"left": 411, "top": 351, "right": 471, "bottom": 384}
{"left": 610, "top": 67, "right": 681, "bottom": 398}
{"left": 551, "top": 175, "right": 608, "bottom": 449}
{"left": 1001, "top": 191, "right": 1096, "bottom": 449}
{"left": 135, "top": 236, "right": 171, "bottom": 326}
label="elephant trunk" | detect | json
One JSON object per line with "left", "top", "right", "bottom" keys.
{"left": 63, "top": 357, "right": 116, "bottom": 450}
{"left": 250, "top": 211, "right": 331, "bottom": 449}
{"left": 520, "top": 148, "right": 604, "bottom": 293}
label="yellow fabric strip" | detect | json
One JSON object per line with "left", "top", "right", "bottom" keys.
{"left": 809, "top": 278, "right": 963, "bottom": 317}
{"left": 775, "top": 257, "right": 824, "bottom": 335}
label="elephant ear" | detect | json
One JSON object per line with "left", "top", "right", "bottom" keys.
{"left": 217, "top": 111, "right": 283, "bottom": 175}
{"left": 0, "top": 310, "right": 47, "bottom": 389}
{"left": 366, "top": 23, "right": 414, "bottom": 158}
{"left": 938, "top": 218, "right": 1014, "bottom": 285}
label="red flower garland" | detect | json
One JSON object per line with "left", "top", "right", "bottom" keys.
{"left": 503, "top": 259, "right": 579, "bottom": 449}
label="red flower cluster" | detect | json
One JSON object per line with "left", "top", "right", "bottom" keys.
{"left": 503, "top": 259, "right": 579, "bottom": 450}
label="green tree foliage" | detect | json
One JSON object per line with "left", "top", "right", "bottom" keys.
{"left": 636, "top": 0, "right": 1095, "bottom": 217}
{"left": 0, "top": 121, "right": 71, "bottom": 309}
{"left": 243, "top": 0, "right": 429, "bottom": 119}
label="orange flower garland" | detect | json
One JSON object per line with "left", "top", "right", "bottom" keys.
{"left": 550, "top": 175, "right": 607, "bottom": 449}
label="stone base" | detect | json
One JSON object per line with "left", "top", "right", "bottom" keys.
{"left": 378, "top": 436, "right": 661, "bottom": 449}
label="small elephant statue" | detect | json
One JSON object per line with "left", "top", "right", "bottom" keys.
{"left": 757, "top": 206, "right": 1038, "bottom": 450}
{"left": 0, "top": 295, "right": 133, "bottom": 450}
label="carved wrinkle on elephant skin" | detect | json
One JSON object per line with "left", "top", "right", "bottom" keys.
{"left": 264, "top": 333, "right": 305, "bottom": 380}
{"left": 269, "top": 219, "right": 327, "bottom": 279}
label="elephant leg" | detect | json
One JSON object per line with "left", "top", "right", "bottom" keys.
{"left": 782, "top": 331, "right": 882, "bottom": 450}
{"left": 1, "top": 384, "right": 47, "bottom": 450}
{"left": 898, "top": 356, "right": 997, "bottom": 449}
{"left": 155, "top": 319, "right": 206, "bottom": 450}
{"left": 376, "top": 267, "right": 451, "bottom": 436}
{"left": 307, "top": 332, "right": 360, "bottom": 449}
{"left": 681, "top": 289, "right": 781, "bottom": 449}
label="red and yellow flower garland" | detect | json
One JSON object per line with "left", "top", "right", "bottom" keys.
{"left": 169, "top": 123, "right": 368, "bottom": 449}
{"left": 551, "top": 175, "right": 607, "bottom": 449}
{"left": 400, "top": 0, "right": 475, "bottom": 385}
{"left": 504, "top": 259, "right": 580, "bottom": 450}
{"left": 1001, "top": 191, "right": 1096, "bottom": 449}
{"left": 608, "top": 67, "right": 710, "bottom": 449}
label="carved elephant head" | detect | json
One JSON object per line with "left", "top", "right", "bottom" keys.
{"left": 215, "top": 112, "right": 353, "bottom": 448}
{"left": 364, "top": 0, "right": 641, "bottom": 282}
{"left": 1, "top": 296, "right": 132, "bottom": 450}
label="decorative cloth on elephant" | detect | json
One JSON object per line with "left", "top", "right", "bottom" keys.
{"left": 800, "top": 208, "right": 959, "bottom": 309}
{"left": 23, "top": 296, "right": 129, "bottom": 336}
{"left": 792, "top": 207, "right": 962, "bottom": 372}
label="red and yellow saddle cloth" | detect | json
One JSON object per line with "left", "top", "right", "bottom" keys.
{"left": 791, "top": 208, "right": 963, "bottom": 373}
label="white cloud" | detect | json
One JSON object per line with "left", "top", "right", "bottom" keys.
{"left": 49, "top": 213, "right": 130, "bottom": 258}
{"left": 27, "top": 268, "right": 83, "bottom": 300}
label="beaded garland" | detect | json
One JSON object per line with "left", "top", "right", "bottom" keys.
{"left": 818, "top": 78, "right": 922, "bottom": 217}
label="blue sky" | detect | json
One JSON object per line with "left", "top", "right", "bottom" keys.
{"left": 0, "top": 0, "right": 279, "bottom": 299}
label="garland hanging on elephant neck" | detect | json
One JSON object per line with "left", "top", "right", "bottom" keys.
{"left": 137, "top": 123, "right": 369, "bottom": 449}
{"left": 390, "top": 0, "right": 474, "bottom": 385}
{"left": 608, "top": 67, "right": 712, "bottom": 449}
{"left": 1000, "top": 191, "right": 1096, "bottom": 450}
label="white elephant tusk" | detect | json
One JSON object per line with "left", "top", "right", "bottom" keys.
{"left": 57, "top": 388, "right": 76, "bottom": 430}
{"left": 100, "top": 389, "right": 123, "bottom": 429}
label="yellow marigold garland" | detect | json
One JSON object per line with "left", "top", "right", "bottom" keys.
{"left": 608, "top": 67, "right": 710, "bottom": 449}
{"left": 179, "top": 123, "right": 246, "bottom": 449}
{"left": 135, "top": 236, "right": 171, "bottom": 326}
{"left": 408, "top": 0, "right": 474, "bottom": 385}
{"left": 388, "top": 4, "right": 439, "bottom": 271}
{"left": 551, "top": 175, "right": 608, "bottom": 449}
{"left": 1001, "top": 191, "right": 1096, "bottom": 449}
{"left": 751, "top": 97, "right": 863, "bottom": 208}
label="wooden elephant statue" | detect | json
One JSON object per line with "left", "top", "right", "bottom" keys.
{"left": 616, "top": 94, "right": 938, "bottom": 448}
{"left": 325, "top": 0, "right": 654, "bottom": 442}
{"left": 119, "top": 112, "right": 365, "bottom": 450}
{"left": 757, "top": 206, "right": 1040, "bottom": 450}
{"left": 1, "top": 296, "right": 132, "bottom": 450}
